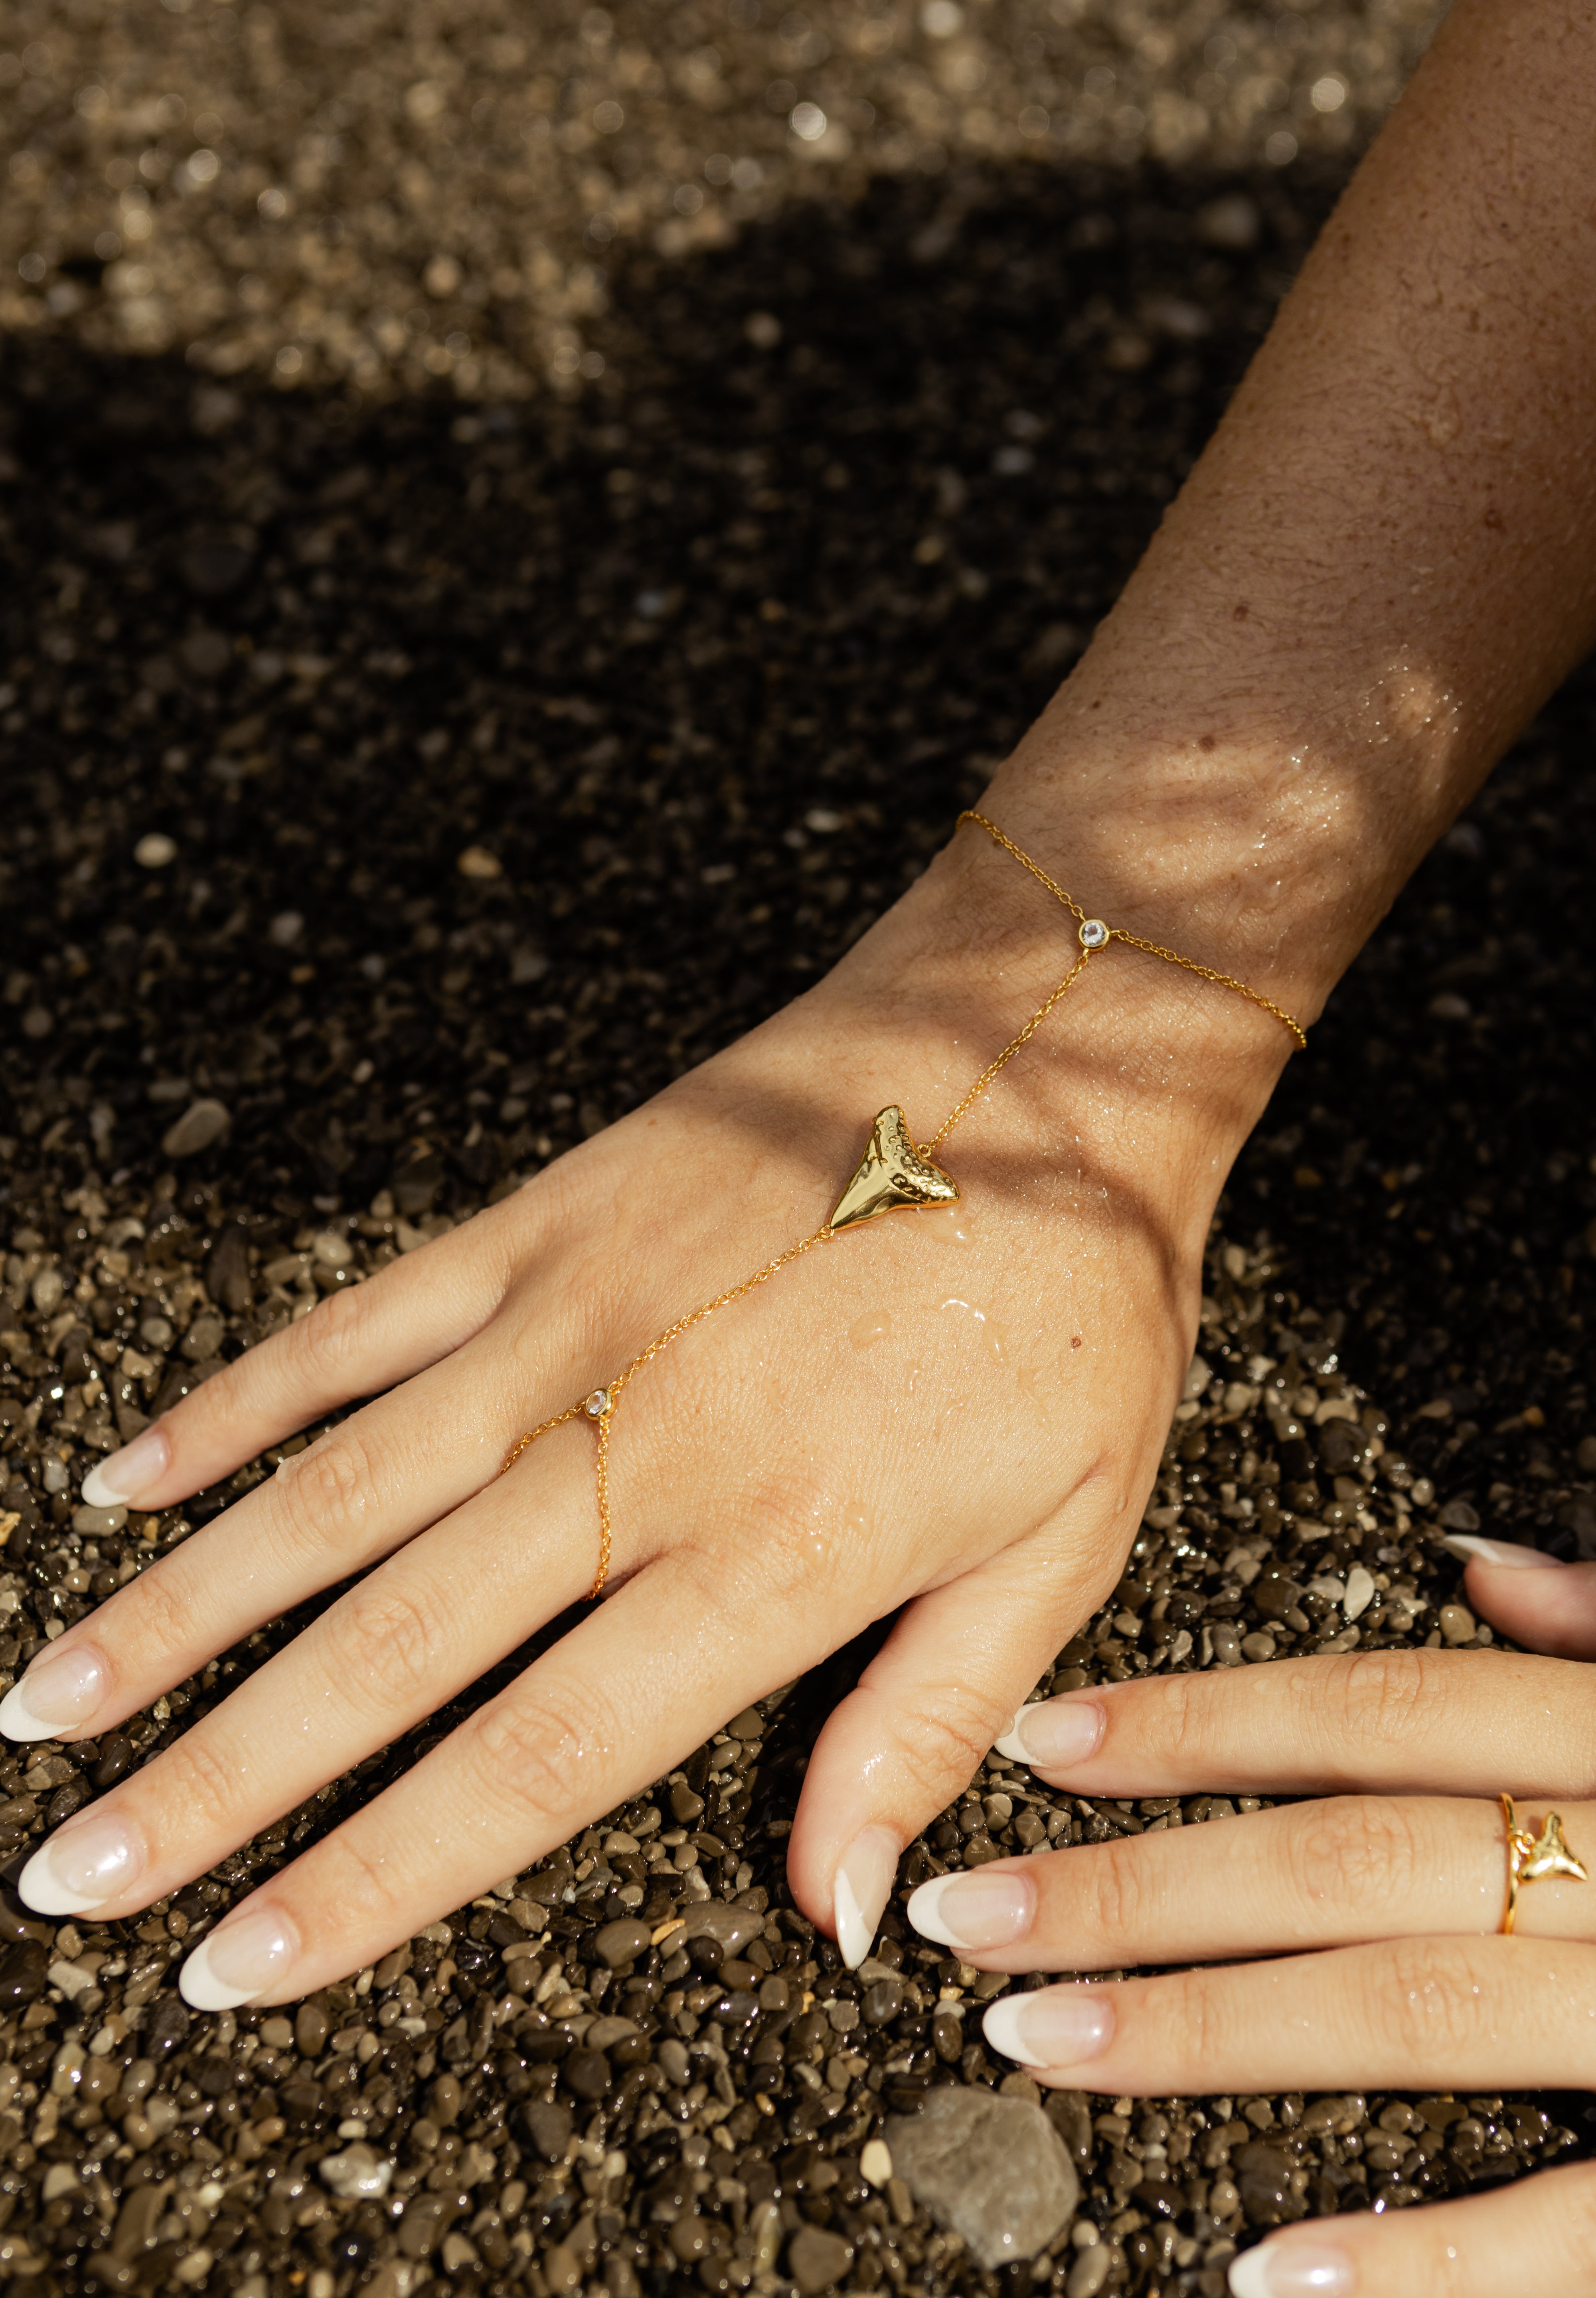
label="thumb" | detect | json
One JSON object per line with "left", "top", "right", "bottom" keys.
{"left": 786, "top": 1514, "right": 1126, "bottom": 1967}
{"left": 1444, "top": 1534, "right": 1596, "bottom": 1658}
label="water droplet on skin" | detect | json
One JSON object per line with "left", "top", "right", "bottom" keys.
{"left": 939, "top": 1293, "right": 1010, "bottom": 1361}
{"left": 922, "top": 1205, "right": 975, "bottom": 1246}
{"left": 800, "top": 1494, "right": 873, "bottom": 1561}
{"left": 849, "top": 1309, "right": 894, "bottom": 1349}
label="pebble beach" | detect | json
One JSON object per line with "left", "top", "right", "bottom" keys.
{"left": 4, "top": 0, "right": 1596, "bottom": 2293}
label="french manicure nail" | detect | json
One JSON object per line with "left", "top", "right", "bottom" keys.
{"left": 1442, "top": 1533, "right": 1564, "bottom": 1571}
{"left": 80, "top": 1425, "right": 170, "bottom": 1511}
{"left": 994, "top": 1697, "right": 1105, "bottom": 1771}
{"left": 1229, "top": 2240, "right": 1356, "bottom": 2298}
{"left": 179, "top": 1907, "right": 298, "bottom": 2011}
{"left": 0, "top": 1642, "right": 107, "bottom": 1742}
{"left": 18, "top": 1807, "right": 143, "bottom": 1915}
{"left": 981, "top": 1984, "right": 1114, "bottom": 2068}
{"left": 907, "top": 1869, "right": 1035, "bottom": 1950}
{"left": 833, "top": 1826, "right": 899, "bottom": 1971}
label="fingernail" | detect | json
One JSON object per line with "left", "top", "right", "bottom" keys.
{"left": 982, "top": 1984, "right": 1114, "bottom": 2068}
{"left": 1229, "top": 2240, "right": 1356, "bottom": 2298}
{"left": 994, "top": 1697, "right": 1104, "bottom": 1771}
{"left": 833, "top": 1826, "right": 899, "bottom": 1971}
{"left": 80, "top": 1425, "right": 170, "bottom": 1511}
{"left": 0, "top": 1643, "right": 107, "bottom": 1742}
{"left": 907, "top": 1869, "right": 1036, "bottom": 1950}
{"left": 179, "top": 1907, "right": 298, "bottom": 2010}
{"left": 18, "top": 1808, "right": 143, "bottom": 1915}
{"left": 1442, "top": 1533, "right": 1564, "bottom": 1572}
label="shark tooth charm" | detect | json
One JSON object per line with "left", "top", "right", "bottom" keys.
{"left": 1501, "top": 1794, "right": 1589, "bottom": 1933}
{"left": 830, "top": 1106, "right": 960, "bottom": 1232}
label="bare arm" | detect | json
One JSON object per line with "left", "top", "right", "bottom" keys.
{"left": 986, "top": 0, "right": 1596, "bottom": 1022}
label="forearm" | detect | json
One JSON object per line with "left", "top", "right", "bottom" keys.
{"left": 982, "top": 0, "right": 1596, "bottom": 1026}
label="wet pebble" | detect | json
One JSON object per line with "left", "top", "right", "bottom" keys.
{"left": 319, "top": 2142, "right": 393, "bottom": 2199}
{"left": 786, "top": 2223, "right": 854, "bottom": 2293}
{"left": 887, "top": 2085, "right": 1081, "bottom": 2268}
{"left": 592, "top": 1916, "right": 651, "bottom": 1968}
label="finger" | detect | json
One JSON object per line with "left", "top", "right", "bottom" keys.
{"left": 0, "top": 1330, "right": 547, "bottom": 1745}
{"left": 77, "top": 1202, "right": 523, "bottom": 1514}
{"left": 905, "top": 1793, "right": 1596, "bottom": 1969}
{"left": 788, "top": 1490, "right": 1134, "bottom": 1968}
{"left": 170, "top": 1553, "right": 842, "bottom": 2006}
{"left": 1441, "top": 1535, "right": 1596, "bottom": 1660}
{"left": 990, "top": 1648, "right": 1596, "bottom": 1798}
{"left": 1227, "top": 2161, "right": 1596, "bottom": 2298}
{"left": 972, "top": 1934, "right": 1596, "bottom": 2095}
{"left": 12, "top": 1433, "right": 605, "bottom": 1921}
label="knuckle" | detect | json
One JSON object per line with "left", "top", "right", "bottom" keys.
{"left": 463, "top": 1683, "right": 621, "bottom": 1839}
{"left": 273, "top": 1428, "right": 377, "bottom": 1560}
{"left": 1288, "top": 1795, "right": 1427, "bottom": 1911}
{"left": 147, "top": 1725, "right": 245, "bottom": 1840}
{"left": 1375, "top": 1935, "right": 1492, "bottom": 2061}
{"left": 1158, "top": 1963, "right": 1221, "bottom": 2078}
{"left": 1077, "top": 1836, "right": 1154, "bottom": 1948}
{"left": 878, "top": 1692, "right": 1001, "bottom": 1810}
{"left": 718, "top": 1478, "right": 854, "bottom": 1611}
{"left": 323, "top": 1575, "right": 441, "bottom": 1716}
{"left": 285, "top": 1282, "right": 369, "bottom": 1387}
{"left": 1313, "top": 1651, "right": 1432, "bottom": 1763}
{"left": 299, "top": 1826, "right": 413, "bottom": 1940}
{"left": 115, "top": 1560, "right": 208, "bottom": 1671}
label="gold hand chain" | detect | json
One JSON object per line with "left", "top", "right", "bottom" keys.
{"left": 502, "top": 811, "right": 1306, "bottom": 1596}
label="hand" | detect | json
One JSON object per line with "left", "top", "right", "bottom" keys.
{"left": 906, "top": 1537, "right": 1596, "bottom": 2297}
{"left": 0, "top": 826, "right": 1285, "bottom": 2007}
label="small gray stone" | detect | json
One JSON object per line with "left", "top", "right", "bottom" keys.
{"left": 1066, "top": 2243, "right": 1112, "bottom": 2298}
{"left": 786, "top": 2224, "right": 853, "bottom": 2294}
{"left": 887, "top": 2085, "right": 1080, "bottom": 2269}
{"left": 520, "top": 2099, "right": 572, "bottom": 2162}
{"left": 583, "top": 2015, "right": 641, "bottom": 2052}
{"left": 680, "top": 1899, "right": 764, "bottom": 1954}
{"left": 179, "top": 627, "right": 233, "bottom": 679}
{"left": 592, "top": 1917, "right": 650, "bottom": 1968}
{"left": 182, "top": 1313, "right": 225, "bottom": 1362}
{"left": 72, "top": 1504, "right": 128, "bottom": 1536}
{"left": 162, "top": 1098, "right": 231, "bottom": 1158}
{"left": 318, "top": 2142, "right": 392, "bottom": 2199}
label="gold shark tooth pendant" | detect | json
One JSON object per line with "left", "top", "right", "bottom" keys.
{"left": 1501, "top": 1794, "right": 1588, "bottom": 1932}
{"left": 830, "top": 1106, "right": 960, "bottom": 1232}
{"left": 1520, "top": 1809, "right": 1590, "bottom": 1886}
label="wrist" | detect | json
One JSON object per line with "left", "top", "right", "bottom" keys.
{"left": 813, "top": 817, "right": 1285, "bottom": 1245}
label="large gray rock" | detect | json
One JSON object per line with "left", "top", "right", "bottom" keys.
{"left": 886, "top": 2085, "right": 1080, "bottom": 2269}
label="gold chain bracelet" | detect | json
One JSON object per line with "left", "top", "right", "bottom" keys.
{"left": 501, "top": 809, "right": 1306, "bottom": 1596}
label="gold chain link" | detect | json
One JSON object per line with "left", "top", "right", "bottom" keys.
{"left": 917, "top": 946, "right": 1090, "bottom": 1155}
{"left": 501, "top": 809, "right": 1305, "bottom": 1595}
{"left": 958, "top": 811, "right": 1308, "bottom": 1050}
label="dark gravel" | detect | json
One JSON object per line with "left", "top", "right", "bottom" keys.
{"left": 4, "top": 3, "right": 1596, "bottom": 2294}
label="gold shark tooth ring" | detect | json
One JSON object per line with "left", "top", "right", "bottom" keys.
{"left": 1500, "top": 1794, "right": 1589, "bottom": 1934}
{"left": 830, "top": 1105, "right": 960, "bottom": 1232}
{"left": 500, "top": 811, "right": 1306, "bottom": 1600}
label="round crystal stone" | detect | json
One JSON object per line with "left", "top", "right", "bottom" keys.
{"left": 1079, "top": 918, "right": 1109, "bottom": 950}
{"left": 584, "top": 1388, "right": 613, "bottom": 1419}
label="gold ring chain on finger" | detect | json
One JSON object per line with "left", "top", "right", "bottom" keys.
{"left": 500, "top": 809, "right": 1308, "bottom": 1599}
